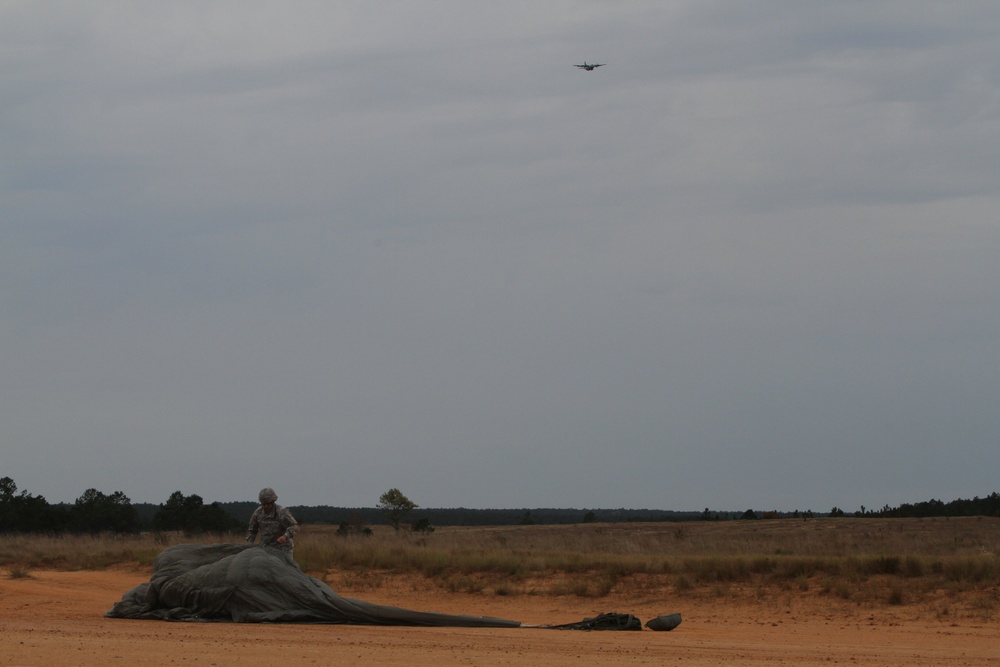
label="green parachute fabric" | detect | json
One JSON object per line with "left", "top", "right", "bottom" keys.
{"left": 105, "top": 543, "right": 521, "bottom": 627}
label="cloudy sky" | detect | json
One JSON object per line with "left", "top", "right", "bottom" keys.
{"left": 3, "top": 1, "right": 999, "bottom": 513}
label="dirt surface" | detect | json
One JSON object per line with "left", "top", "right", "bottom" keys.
{"left": 2, "top": 567, "right": 997, "bottom": 667}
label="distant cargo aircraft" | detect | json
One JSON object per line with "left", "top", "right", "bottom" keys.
{"left": 574, "top": 62, "right": 605, "bottom": 71}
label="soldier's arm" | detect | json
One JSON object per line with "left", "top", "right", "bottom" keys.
{"left": 282, "top": 508, "right": 299, "bottom": 541}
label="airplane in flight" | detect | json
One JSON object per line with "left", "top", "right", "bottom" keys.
{"left": 574, "top": 62, "right": 605, "bottom": 71}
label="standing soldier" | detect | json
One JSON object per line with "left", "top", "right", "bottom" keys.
{"left": 247, "top": 487, "right": 298, "bottom": 556}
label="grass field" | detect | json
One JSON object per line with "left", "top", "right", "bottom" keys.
{"left": 3, "top": 516, "right": 998, "bottom": 609}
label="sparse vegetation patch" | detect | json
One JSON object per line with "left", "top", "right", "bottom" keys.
{"left": 2, "top": 517, "right": 997, "bottom": 608}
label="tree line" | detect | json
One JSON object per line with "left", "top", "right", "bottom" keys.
{"left": 0, "top": 477, "right": 241, "bottom": 535}
{"left": 3, "top": 475, "right": 999, "bottom": 535}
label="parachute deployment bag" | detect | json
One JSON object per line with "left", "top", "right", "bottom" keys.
{"left": 549, "top": 612, "right": 643, "bottom": 631}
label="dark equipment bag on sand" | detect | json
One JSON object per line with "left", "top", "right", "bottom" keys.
{"left": 548, "top": 612, "right": 643, "bottom": 631}
{"left": 645, "top": 612, "right": 683, "bottom": 631}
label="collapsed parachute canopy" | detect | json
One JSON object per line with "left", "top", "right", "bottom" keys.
{"left": 106, "top": 543, "right": 521, "bottom": 627}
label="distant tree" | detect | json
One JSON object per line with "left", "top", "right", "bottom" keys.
{"left": 0, "top": 477, "right": 65, "bottom": 533}
{"left": 69, "top": 488, "right": 140, "bottom": 534}
{"left": 520, "top": 510, "right": 535, "bottom": 525}
{"left": 152, "top": 491, "right": 242, "bottom": 534}
{"left": 0, "top": 477, "right": 15, "bottom": 502}
{"left": 152, "top": 491, "right": 189, "bottom": 531}
{"left": 0, "top": 477, "right": 19, "bottom": 531}
{"left": 377, "top": 488, "right": 417, "bottom": 531}
{"left": 336, "top": 512, "right": 373, "bottom": 537}
{"left": 198, "top": 501, "right": 244, "bottom": 533}
{"left": 828, "top": 506, "right": 846, "bottom": 517}
{"left": 582, "top": 511, "right": 597, "bottom": 523}
{"left": 740, "top": 509, "right": 758, "bottom": 520}
{"left": 18, "top": 492, "right": 62, "bottom": 532}
{"left": 411, "top": 517, "right": 435, "bottom": 533}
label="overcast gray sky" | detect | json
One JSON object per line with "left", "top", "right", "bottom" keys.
{"left": 3, "top": 1, "right": 999, "bottom": 513}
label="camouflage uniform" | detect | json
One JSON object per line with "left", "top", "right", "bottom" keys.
{"left": 246, "top": 487, "right": 298, "bottom": 555}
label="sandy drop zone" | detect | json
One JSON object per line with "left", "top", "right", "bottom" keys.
{"left": 2, "top": 566, "right": 997, "bottom": 667}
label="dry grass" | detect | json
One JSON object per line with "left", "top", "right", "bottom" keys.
{"left": 3, "top": 517, "right": 998, "bottom": 607}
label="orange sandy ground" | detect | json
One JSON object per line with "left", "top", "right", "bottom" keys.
{"left": 2, "top": 568, "right": 997, "bottom": 667}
